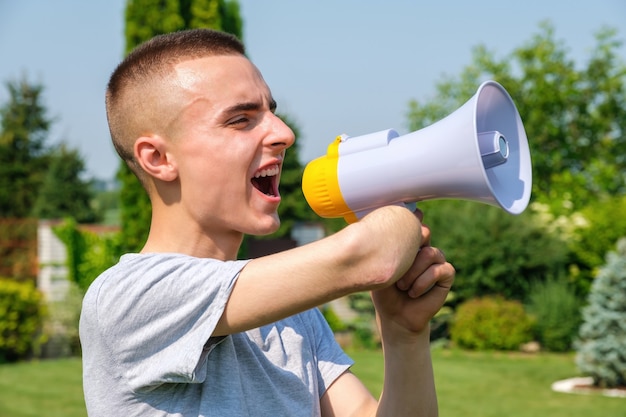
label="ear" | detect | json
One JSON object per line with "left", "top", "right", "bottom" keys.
{"left": 134, "top": 135, "right": 178, "bottom": 182}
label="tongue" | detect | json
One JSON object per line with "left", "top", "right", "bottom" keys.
{"left": 251, "top": 177, "right": 273, "bottom": 196}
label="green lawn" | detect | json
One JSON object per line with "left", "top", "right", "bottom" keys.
{"left": 351, "top": 348, "right": 625, "bottom": 417}
{"left": 0, "top": 349, "right": 623, "bottom": 417}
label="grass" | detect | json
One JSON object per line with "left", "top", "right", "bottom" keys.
{"left": 350, "top": 348, "right": 626, "bottom": 417}
{"left": 0, "top": 358, "right": 85, "bottom": 417}
{"left": 0, "top": 349, "right": 624, "bottom": 417}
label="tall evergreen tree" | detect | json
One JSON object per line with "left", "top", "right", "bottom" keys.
{"left": 0, "top": 77, "right": 51, "bottom": 218}
{"left": 33, "top": 144, "right": 97, "bottom": 223}
{"left": 576, "top": 238, "right": 626, "bottom": 388}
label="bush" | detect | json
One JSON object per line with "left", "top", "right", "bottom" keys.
{"left": 451, "top": 296, "right": 534, "bottom": 350}
{"left": 42, "top": 282, "right": 83, "bottom": 358}
{"left": 321, "top": 305, "right": 346, "bottom": 333}
{"left": 0, "top": 278, "right": 46, "bottom": 362}
{"left": 575, "top": 238, "right": 626, "bottom": 388}
{"left": 526, "top": 276, "right": 582, "bottom": 352}
{"left": 418, "top": 200, "right": 568, "bottom": 302}
{"left": 567, "top": 195, "right": 626, "bottom": 295}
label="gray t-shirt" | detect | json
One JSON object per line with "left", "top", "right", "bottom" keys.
{"left": 79, "top": 253, "right": 353, "bottom": 417}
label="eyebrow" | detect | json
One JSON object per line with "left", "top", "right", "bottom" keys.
{"left": 221, "top": 97, "right": 277, "bottom": 116}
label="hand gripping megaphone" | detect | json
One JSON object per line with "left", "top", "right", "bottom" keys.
{"left": 302, "top": 80, "right": 532, "bottom": 224}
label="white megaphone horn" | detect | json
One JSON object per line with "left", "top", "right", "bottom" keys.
{"left": 302, "top": 80, "right": 532, "bottom": 224}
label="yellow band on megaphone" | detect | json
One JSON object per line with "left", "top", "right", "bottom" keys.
{"left": 302, "top": 137, "right": 358, "bottom": 223}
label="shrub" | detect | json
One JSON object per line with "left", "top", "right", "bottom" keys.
{"left": 42, "top": 282, "right": 83, "bottom": 358}
{"left": 575, "top": 238, "right": 626, "bottom": 388}
{"left": 321, "top": 305, "right": 346, "bottom": 333}
{"left": 53, "top": 218, "right": 121, "bottom": 291}
{"left": 451, "top": 295, "right": 534, "bottom": 350}
{"left": 418, "top": 200, "right": 568, "bottom": 302}
{"left": 568, "top": 195, "right": 626, "bottom": 295}
{"left": 0, "top": 278, "right": 46, "bottom": 362}
{"left": 526, "top": 276, "right": 582, "bottom": 352}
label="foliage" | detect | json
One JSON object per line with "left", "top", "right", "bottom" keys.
{"left": 0, "top": 77, "right": 51, "bottom": 218}
{"left": 42, "top": 282, "right": 83, "bottom": 358}
{"left": 419, "top": 199, "right": 568, "bottom": 302}
{"left": 450, "top": 296, "right": 534, "bottom": 350}
{"left": 119, "top": 0, "right": 244, "bottom": 253}
{"left": 409, "top": 23, "right": 626, "bottom": 212}
{"left": 525, "top": 276, "right": 582, "bottom": 352}
{"left": 566, "top": 195, "right": 626, "bottom": 294}
{"left": 33, "top": 144, "right": 98, "bottom": 223}
{"left": 0, "top": 219, "right": 38, "bottom": 282}
{"left": 576, "top": 238, "right": 626, "bottom": 388}
{"left": 320, "top": 305, "right": 346, "bottom": 333}
{"left": 0, "top": 76, "right": 98, "bottom": 223}
{"left": 53, "top": 219, "right": 122, "bottom": 292}
{"left": 430, "top": 290, "right": 456, "bottom": 341}
{"left": 0, "top": 278, "right": 46, "bottom": 362}
{"left": 116, "top": 165, "right": 151, "bottom": 253}
{"left": 346, "top": 292, "right": 378, "bottom": 348}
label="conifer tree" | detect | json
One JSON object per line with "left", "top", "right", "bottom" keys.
{"left": 575, "top": 238, "right": 626, "bottom": 388}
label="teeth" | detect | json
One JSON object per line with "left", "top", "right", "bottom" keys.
{"left": 254, "top": 165, "right": 279, "bottom": 178}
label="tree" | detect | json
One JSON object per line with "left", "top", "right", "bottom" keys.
{"left": 33, "top": 144, "right": 98, "bottom": 223}
{"left": 576, "top": 238, "right": 626, "bottom": 388}
{"left": 0, "top": 77, "right": 52, "bottom": 218}
{"left": 118, "top": 0, "right": 244, "bottom": 252}
{"left": 407, "top": 22, "right": 626, "bottom": 213}
{"left": 0, "top": 76, "right": 97, "bottom": 223}
{"left": 406, "top": 22, "right": 626, "bottom": 299}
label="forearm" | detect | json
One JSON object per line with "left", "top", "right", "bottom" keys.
{"left": 215, "top": 206, "right": 422, "bottom": 335}
{"left": 377, "top": 327, "right": 438, "bottom": 417}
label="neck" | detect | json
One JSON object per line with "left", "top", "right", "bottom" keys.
{"left": 141, "top": 209, "right": 244, "bottom": 261}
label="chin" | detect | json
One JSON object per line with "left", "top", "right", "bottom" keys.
{"left": 249, "top": 213, "right": 281, "bottom": 236}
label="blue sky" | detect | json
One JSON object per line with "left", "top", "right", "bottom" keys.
{"left": 1, "top": 0, "right": 625, "bottom": 180}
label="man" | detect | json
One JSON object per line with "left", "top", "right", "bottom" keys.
{"left": 80, "top": 28, "right": 454, "bottom": 416}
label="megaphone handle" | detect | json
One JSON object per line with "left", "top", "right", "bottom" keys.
{"left": 403, "top": 202, "right": 417, "bottom": 212}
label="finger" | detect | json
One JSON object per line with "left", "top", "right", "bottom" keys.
{"left": 413, "top": 209, "right": 431, "bottom": 247}
{"left": 421, "top": 223, "right": 431, "bottom": 247}
{"left": 395, "top": 246, "right": 446, "bottom": 291}
{"left": 405, "top": 261, "right": 455, "bottom": 298}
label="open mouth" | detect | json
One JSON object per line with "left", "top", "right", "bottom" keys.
{"left": 251, "top": 164, "right": 279, "bottom": 197}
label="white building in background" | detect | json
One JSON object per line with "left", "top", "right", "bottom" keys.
{"left": 37, "top": 220, "right": 70, "bottom": 302}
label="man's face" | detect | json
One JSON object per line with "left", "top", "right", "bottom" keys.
{"left": 163, "top": 54, "right": 295, "bottom": 237}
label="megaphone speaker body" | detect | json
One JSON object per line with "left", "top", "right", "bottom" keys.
{"left": 302, "top": 80, "right": 532, "bottom": 223}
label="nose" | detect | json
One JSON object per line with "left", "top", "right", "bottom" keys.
{"left": 266, "top": 113, "right": 296, "bottom": 152}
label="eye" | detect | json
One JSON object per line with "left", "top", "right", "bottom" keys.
{"left": 226, "top": 116, "right": 250, "bottom": 126}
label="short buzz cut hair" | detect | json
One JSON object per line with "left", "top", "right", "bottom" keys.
{"left": 105, "top": 29, "right": 246, "bottom": 187}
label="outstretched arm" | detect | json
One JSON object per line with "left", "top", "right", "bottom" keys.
{"left": 214, "top": 205, "right": 424, "bottom": 336}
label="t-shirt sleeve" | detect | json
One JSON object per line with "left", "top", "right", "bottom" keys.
{"left": 92, "top": 254, "right": 249, "bottom": 392}
{"left": 306, "top": 308, "right": 355, "bottom": 397}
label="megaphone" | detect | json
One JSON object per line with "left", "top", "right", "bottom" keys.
{"left": 302, "top": 80, "right": 532, "bottom": 224}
